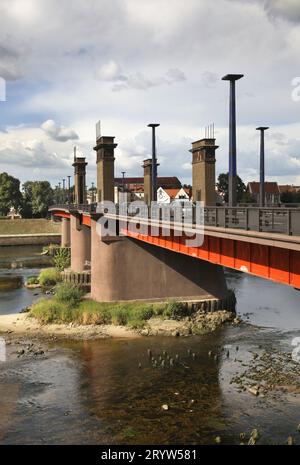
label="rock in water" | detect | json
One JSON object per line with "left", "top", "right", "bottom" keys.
{"left": 215, "top": 436, "right": 221, "bottom": 444}
{"left": 161, "top": 404, "right": 169, "bottom": 411}
{"left": 287, "top": 436, "right": 294, "bottom": 445}
{"left": 247, "top": 386, "right": 259, "bottom": 396}
{"left": 248, "top": 429, "right": 259, "bottom": 445}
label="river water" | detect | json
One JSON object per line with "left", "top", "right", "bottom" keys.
{"left": 0, "top": 246, "right": 299, "bottom": 445}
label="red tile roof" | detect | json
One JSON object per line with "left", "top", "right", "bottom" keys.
{"left": 115, "top": 177, "right": 181, "bottom": 188}
{"left": 248, "top": 182, "right": 280, "bottom": 194}
{"left": 278, "top": 185, "right": 300, "bottom": 193}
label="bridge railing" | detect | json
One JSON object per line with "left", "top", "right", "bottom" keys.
{"left": 49, "top": 203, "right": 300, "bottom": 236}
{"left": 204, "top": 207, "right": 300, "bottom": 235}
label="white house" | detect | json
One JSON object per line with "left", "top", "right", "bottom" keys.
{"left": 157, "top": 187, "right": 191, "bottom": 204}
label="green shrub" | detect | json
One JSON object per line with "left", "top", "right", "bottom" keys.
{"left": 38, "top": 268, "right": 61, "bottom": 287}
{"left": 53, "top": 247, "right": 71, "bottom": 271}
{"left": 55, "top": 282, "right": 83, "bottom": 307}
{"left": 111, "top": 307, "right": 128, "bottom": 326}
{"left": 26, "top": 276, "right": 39, "bottom": 285}
{"left": 163, "top": 300, "right": 190, "bottom": 320}
{"left": 30, "top": 298, "right": 79, "bottom": 324}
{"left": 30, "top": 297, "right": 191, "bottom": 327}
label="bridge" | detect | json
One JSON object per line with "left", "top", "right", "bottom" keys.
{"left": 49, "top": 123, "right": 300, "bottom": 307}
{"left": 50, "top": 203, "right": 300, "bottom": 292}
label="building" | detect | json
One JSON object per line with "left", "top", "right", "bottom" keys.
{"left": 114, "top": 176, "right": 182, "bottom": 203}
{"left": 6, "top": 206, "right": 22, "bottom": 220}
{"left": 157, "top": 187, "right": 191, "bottom": 204}
{"left": 114, "top": 176, "right": 181, "bottom": 191}
{"left": 278, "top": 185, "right": 300, "bottom": 194}
{"left": 247, "top": 182, "right": 280, "bottom": 206}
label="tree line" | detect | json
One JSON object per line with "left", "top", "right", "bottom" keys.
{"left": 0, "top": 172, "right": 54, "bottom": 218}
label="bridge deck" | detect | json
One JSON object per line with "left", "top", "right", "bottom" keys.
{"left": 49, "top": 205, "right": 300, "bottom": 288}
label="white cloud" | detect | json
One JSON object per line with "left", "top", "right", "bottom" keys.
{"left": 264, "top": 0, "right": 300, "bottom": 23}
{"left": 41, "top": 119, "right": 79, "bottom": 142}
{"left": 0, "top": 0, "right": 300, "bottom": 186}
{"left": 96, "top": 61, "right": 186, "bottom": 91}
{"left": 111, "top": 69, "right": 186, "bottom": 92}
{"left": 96, "top": 60, "right": 126, "bottom": 81}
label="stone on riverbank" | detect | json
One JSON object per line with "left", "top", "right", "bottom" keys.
{"left": 143, "top": 310, "right": 235, "bottom": 337}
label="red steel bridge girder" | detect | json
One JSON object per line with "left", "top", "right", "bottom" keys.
{"left": 122, "top": 228, "right": 300, "bottom": 289}
{"left": 50, "top": 210, "right": 300, "bottom": 288}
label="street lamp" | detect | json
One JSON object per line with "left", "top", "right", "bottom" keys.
{"left": 256, "top": 127, "right": 269, "bottom": 207}
{"left": 91, "top": 181, "right": 95, "bottom": 203}
{"left": 147, "top": 123, "right": 160, "bottom": 202}
{"left": 67, "top": 175, "right": 71, "bottom": 205}
{"left": 222, "top": 74, "right": 244, "bottom": 207}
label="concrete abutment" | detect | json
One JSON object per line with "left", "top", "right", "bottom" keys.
{"left": 70, "top": 215, "right": 91, "bottom": 272}
{"left": 90, "top": 219, "right": 232, "bottom": 306}
{"left": 61, "top": 217, "right": 71, "bottom": 247}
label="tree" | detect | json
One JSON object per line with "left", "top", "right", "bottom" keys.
{"left": 217, "top": 172, "right": 247, "bottom": 203}
{"left": 0, "top": 172, "right": 23, "bottom": 216}
{"left": 280, "top": 191, "right": 300, "bottom": 203}
{"left": 22, "top": 181, "right": 54, "bottom": 218}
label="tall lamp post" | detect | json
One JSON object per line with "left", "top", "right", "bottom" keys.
{"left": 67, "top": 175, "right": 71, "bottom": 204}
{"left": 147, "top": 123, "right": 160, "bottom": 202}
{"left": 58, "top": 181, "right": 61, "bottom": 204}
{"left": 256, "top": 126, "right": 269, "bottom": 207}
{"left": 121, "top": 171, "right": 126, "bottom": 192}
{"left": 62, "top": 178, "right": 66, "bottom": 204}
{"left": 222, "top": 74, "right": 244, "bottom": 207}
{"left": 91, "top": 181, "right": 95, "bottom": 203}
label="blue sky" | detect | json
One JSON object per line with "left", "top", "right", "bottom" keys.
{"left": 1, "top": 0, "right": 300, "bottom": 188}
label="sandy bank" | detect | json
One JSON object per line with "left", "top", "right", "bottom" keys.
{"left": 0, "top": 309, "right": 239, "bottom": 341}
{"left": 0, "top": 313, "right": 139, "bottom": 340}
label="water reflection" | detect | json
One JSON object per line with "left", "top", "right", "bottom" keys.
{"left": 0, "top": 245, "right": 51, "bottom": 314}
{"left": 0, "top": 250, "right": 300, "bottom": 444}
{"left": 226, "top": 269, "right": 300, "bottom": 331}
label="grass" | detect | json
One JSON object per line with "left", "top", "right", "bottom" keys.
{"left": 0, "top": 219, "right": 60, "bottom": 235}
{"left": 30, "top": 283, "right": 189, "bottom": 328}
{"left": 26, "top": 276, "right": 39, "bottom": 285}
{"left": 38, "top": 268, "right": 61, "bottom": 287}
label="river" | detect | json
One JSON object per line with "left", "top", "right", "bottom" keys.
{"left": 0, "top": 246, "right": 299, "bottom": 445}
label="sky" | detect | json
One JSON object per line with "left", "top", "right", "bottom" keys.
{"left": 1, "top": 0, "right": 300, "bottom": 188}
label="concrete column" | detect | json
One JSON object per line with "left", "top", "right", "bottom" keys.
{"left": 90, "top": 219, "right": 228, "bottom": 302}
{"left": 70, "top": 215, "right": 91, "bottom": 272}
{"left": 61, "top": 217, "right": 71, "bottom": 247}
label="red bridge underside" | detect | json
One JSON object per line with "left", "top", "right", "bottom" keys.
{"left": 122, "top": 228, "right": 300, "bottom": 289}
{"left": 52, "top": 211, "right": 300, "bottom": 288}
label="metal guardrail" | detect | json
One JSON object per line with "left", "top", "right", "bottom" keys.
{"left": 204, "top": 207, "right": 300, "bottom": 236}
{"left": 50, "top": 203, "right": 97, "bottom": 213}
{"left": 49, "top": 204, "right": 300, "bottom": 236}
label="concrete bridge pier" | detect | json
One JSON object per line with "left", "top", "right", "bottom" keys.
{"left": 61, "top": 217, "right": 71, "bottom": 247}
{"left": 70, "top": 215, "right": 91, "bottom": 272}
{"left": 90, "top": 218, "right": 232, "bottom": 305}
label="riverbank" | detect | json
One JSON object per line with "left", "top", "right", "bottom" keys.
{"left": 0, "top": 313, "right": 139, "bottom": 340}
{"left": 0, "top": 308, "right": 238, "bottom": 341}
{"left": 0, "top": 219, "right": 61, "bottom": 246}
